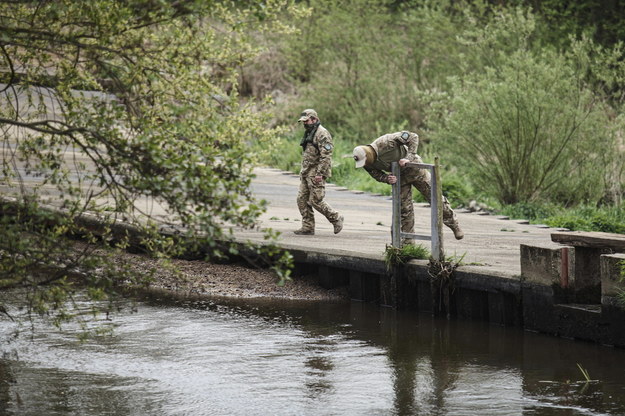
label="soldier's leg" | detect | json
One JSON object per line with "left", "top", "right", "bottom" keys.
{"left": 409, "top": 169, "right": 463, "bottom": 239}
{"left": 296, "top": 177, "right": 315, "bottom": 232}
{"left": 399, "top": 181, "right": 415, "bottom": 234}
{"left": 308, "top": 178, "right": 341, "bottom": 225}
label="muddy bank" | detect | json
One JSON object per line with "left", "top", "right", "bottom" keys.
{"left": 117, "top": 250, "right": 350, "bottom": 302}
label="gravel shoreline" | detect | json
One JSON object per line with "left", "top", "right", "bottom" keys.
{"left": 119, "top": 250, "right": 350, "bottom": 302}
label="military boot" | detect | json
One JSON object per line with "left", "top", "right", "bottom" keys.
{"left": 294, "top": 228, "right": 314, "bottom": 235}
{"left": 333, "top": 215, "right": 344, "bottom": 234}
{"left": 452, "top": 225, "right": 464, "bottom": 240}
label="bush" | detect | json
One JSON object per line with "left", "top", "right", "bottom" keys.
{"left": 493, "top": 201, "right": 625, "bottom": 233}
{"left": 384, "top": 244, "right": 430, "bottom": 270}
{"left": 260, "top": 1, "right": 625, "bottom": 233}
{"left": 264, "top": 136, "right": 302, "bottom": 173}
{"left": 433, "top": 8, "right": 619, "bottom": 207}
{"left": 439, "top": 171, "right": 474, "bottom": 207}
{"left": 276, "top": 0, "right": 474, "bottom": 141}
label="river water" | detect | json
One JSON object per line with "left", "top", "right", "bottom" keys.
{"left": 1, "top": 290, "right": 625, "bottom": 416}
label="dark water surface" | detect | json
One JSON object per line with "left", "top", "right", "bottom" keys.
{"left": 1, "top": 290, "right": 625, "bottom": 416}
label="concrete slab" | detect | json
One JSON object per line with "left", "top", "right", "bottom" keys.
{"left": 234, "top": 167, "right": 558, "bottom": 278}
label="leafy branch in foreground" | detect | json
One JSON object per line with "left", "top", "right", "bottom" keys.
{"left": 0, "top": 0, "right": 306, "bottom": 323}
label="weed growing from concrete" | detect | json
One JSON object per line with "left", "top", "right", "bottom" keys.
{"left": 383, "top": 244, "right": 430, "bottom": 270}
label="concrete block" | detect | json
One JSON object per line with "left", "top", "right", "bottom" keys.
{"left": 571, "top": 246, "right": 610, "bottom": 303}
{"left": 599, "top": 304, "right": 625, "bottom": 347}
{"left": 553, "top": 304, "right": 602, "bottom": 343}
{"left": 520, "top": 243, "right": 573, "bottom": 287}
{"left": 601, "top": 253, "right": 625, "bottom": 304}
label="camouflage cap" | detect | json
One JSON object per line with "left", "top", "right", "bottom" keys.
{"left": 298, "top": 109, "right": 318, "bottom": 122}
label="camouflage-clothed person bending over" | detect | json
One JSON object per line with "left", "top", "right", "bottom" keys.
{"left": 353, "top": 131, "right": 463, "bottom": 241}
{"left": 294, "top": 109, "right": 343, "bottom": 235}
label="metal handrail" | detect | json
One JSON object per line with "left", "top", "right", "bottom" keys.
{"left": 390, "top": 157, "right": 444, "bottom": 261}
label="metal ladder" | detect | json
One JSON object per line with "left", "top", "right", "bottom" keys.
{"left": 390, "top": 157, "right": 444, "bottom": 261}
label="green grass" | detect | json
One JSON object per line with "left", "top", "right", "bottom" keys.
{"left": 384, "top": 244, "right": 430, "bottom": 270}
{"left": 496, "top": 202, "right": 625, "bottom": 233}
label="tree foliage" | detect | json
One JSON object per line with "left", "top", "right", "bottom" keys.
{"left": 280, "top": 0, "right": 474, "bottom": 139}
{"left": 435, "top": 9, "right": 622, "bottom": 205}
{"left": 265, "top": 1, "right": 624, "bottom": 209}
{"left": 0, "top": 0, "right": 304, "bottom": 323}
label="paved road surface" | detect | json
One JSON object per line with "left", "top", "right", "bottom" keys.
{"left": 235, "top": 167, "right": 559, "bottom": 278}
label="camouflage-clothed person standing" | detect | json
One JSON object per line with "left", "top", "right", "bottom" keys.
{"left": 353, "top": 131, "right": 463, "bottom": 240}
{"left": 294, "top": 109, "right": 343, "bottom": 235}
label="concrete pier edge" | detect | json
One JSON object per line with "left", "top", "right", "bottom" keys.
{"left": 233, "top": 238, "right": 625, "bottom": 348}
{"left": 3, "top": 188, "right": 624, "bottom": 348}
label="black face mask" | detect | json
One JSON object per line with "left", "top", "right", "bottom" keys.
{"left": 304, "top": 121, "right": 319, "bottom": 132}
{"left": 300, "top": 121, "right": 320, "bottom": 150}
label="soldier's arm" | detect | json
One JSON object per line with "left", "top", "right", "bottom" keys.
{"left": 315, "top": 132, "right": 333, "bottom": 177}
{"left": 364, "top": 166, "right": 391, "bottom": 183}
{"left": 399, "top": 131, "right": 420, "bottom": 160}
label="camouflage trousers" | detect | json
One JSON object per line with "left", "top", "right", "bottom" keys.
{"left": 400, "top": 166, "right": 459, "bottom": 234}
{"left": 297, "top": 176, "right": 340, "bottom": 232}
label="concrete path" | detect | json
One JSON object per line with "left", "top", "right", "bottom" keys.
{"left": 4, "top": 142, "right": 558, "bottom": 279}
{"left": 235, "top": 167, "right": 559, "bottom": 278}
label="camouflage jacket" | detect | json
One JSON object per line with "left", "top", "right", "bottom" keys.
{"left": 300, "top": 124, "right": 333, "bottom": 178}
{"left": 364, "top": 131, "right": 420, "bottom": 183}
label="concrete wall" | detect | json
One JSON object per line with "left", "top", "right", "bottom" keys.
{"left": 285, "top": 244, "right": 625, "bottom": 348}
{"left": 601, "top": 253, "right": 625, "bottom": 307}
{"left": 520, "top": 243, "right": 574, "bottom": 289}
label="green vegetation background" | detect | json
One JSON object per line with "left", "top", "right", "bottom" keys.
{"left": 249, "top": 0, "right": 625, "bottom": 233}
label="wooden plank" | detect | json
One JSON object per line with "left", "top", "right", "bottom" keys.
{"left": 551, "top": 231, "right": 625, "bottom": 251}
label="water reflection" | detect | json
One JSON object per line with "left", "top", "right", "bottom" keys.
{"left": 1, "top": 290, "right": 625, "bottom": 415}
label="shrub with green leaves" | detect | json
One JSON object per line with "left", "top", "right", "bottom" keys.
{"left": 276, "top": 0, "right": 475, "bottom": 141}
{"left": 435, "top": 8, "right": 617, "bottom": 206}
